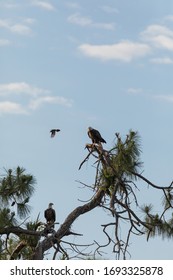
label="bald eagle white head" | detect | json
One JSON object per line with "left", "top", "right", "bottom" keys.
{"left": 44, "top": 203, "right": 56, "bottom": 228}
{"left": 88, "top": 127, "right": 106, "bottom": 144}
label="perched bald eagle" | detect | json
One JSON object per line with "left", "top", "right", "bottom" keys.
{"left": 44, "top": 203, "right": 56, "bottom": 228}
{"left": 50, "top": 129, "right": 60, "bottom": 138}
{"left": 88, "top": 127, "right": 106, "bottom": 144}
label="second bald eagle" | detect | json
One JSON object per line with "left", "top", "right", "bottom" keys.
{"left": 88, "top": 127, "right": 106, "bottom": 144}
{"left": 44, "top": 203, "right": 56, "bottom": 228}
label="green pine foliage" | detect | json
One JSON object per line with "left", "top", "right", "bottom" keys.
{"left": 0, "top": 167, "right": 40, "bottom": 259}
{"left": 111, "top": 130, "right": 143, "bottom": 178}
{"left": 0, "top": 167, "right": 35, "bottom": 225}
{"left": 142, "top": 201, "right": 173, "bottom": 240}
{"left": 99, "top": 130, "right": 143, "bottom": 196}
{"left": 1, "top": 131, "right": 173, "bottom": 260}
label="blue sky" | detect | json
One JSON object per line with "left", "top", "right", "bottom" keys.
{"left": 1, "top": 0, "right": 173, "bottom": 259}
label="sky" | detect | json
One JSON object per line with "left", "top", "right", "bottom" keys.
{"left": 1, "top": 0, "right": 173, "bottom": 260}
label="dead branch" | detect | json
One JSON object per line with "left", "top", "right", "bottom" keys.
{"left": 132, "top": 171, "right": 173, "bottom": 190}
{"left": 78, "top": 148, "right": 93, "bottom": 170}
{"left": 10, "top": 240, "right": 27, "bottom": 260}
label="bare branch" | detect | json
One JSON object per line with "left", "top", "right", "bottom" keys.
{"left": 132, "top": 172, "right": 173, "bottom": 190}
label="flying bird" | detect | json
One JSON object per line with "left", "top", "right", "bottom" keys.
{"left": 50, "top": 129, "right": 60, "bottom": 138}
{"left": 44, "top": 202, "right": 56, "bottom": 228}
{"left": 88, "top": 127, "right": 106, "bottom": 144}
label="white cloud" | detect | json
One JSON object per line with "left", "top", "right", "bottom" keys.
{"left": 0, "top": 101, "right": 27, "bottom": 114}
{"left": 150, "top": 57, "right": 173, "bottom": 64}
{"left": 10, "top": 24, "right": 32, "bottom": 35}
{"left": 0, "top": 19, "right": 32, "bottom": 36}
{"left": 163, "top": 15, "right": 173, "bottom": 22}
{"left": 0, "top": 39, "right": 11, "bottom": 46}
{"left": 93, "top": 22, "right": 115, "bottom": 31}
{"left": 29, "top": 96, "right": 73, "bottom": 110}
{"left": 76, "top": 22, "right": 173, "bottom": 63}
{"left": 0, "top": 82, "right": 50, "bottom": 97}
{"left": 127, "top": 88, "right": 143, "bottom": 94}
{"left": 0, "top": 19, "right": 9, "bottom": 28}
{"left": 151, "top": 35, "right": 173, "bottom": 50}
{"left": 141, "top": 25, "right": 173, "bottom": 38}
{"left": 0, "top": 82, "right": 73, "bottom": 114}
{"left": 101, "top": 5, "right": 119, "bottom": 14}
{"left": 23, "top": 18, "right": 36, "bottom": 25}
{"left": 68, "top": 13, "right": 92, "bottom": 26}
{"left": 32, "top": 1, "right": 55, "bottom": 11}
{"left": 68, "top": 13, "right": 115, "bottom": 30}
{"left": 141, "top": 24, "right": 173, "bottom": 50}
{"left": 79, "top": 41, "right": 151, "bottom": 62}
{"left": 65, "top": 2, "right": 80, "bottom": 9}
{"left": 154, "top": 95, "right": 173, "bottom": 103}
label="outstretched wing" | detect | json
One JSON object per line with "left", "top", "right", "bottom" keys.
{"left": 50, "top": 129, "right": 60, "bottom": 138}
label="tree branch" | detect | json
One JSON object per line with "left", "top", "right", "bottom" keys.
{"left": 132, "top": 172, "right": 173, "bottom": 190}
{"left": 0, "top": 226, "right": 43, "bottom": 237}
{"left": 33, "top": 188, "right": 105, "bottom": 259}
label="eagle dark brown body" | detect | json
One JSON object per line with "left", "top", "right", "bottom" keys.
{"left": 88, "top": 127, "right": 106, "bottom": 144}
{"left": 44, "top": 203, "right": 56, "bottom": 228}
{"left": 50, "top": 129, "right": 60, "bottom": 138}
